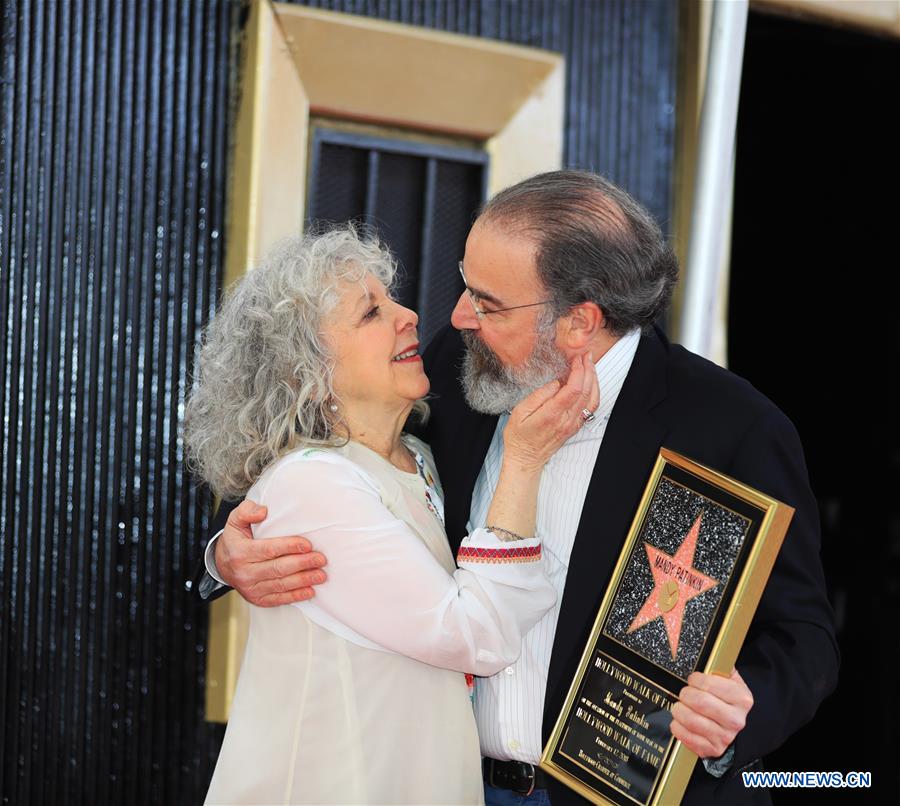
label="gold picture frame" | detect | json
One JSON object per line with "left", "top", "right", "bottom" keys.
{"left": 540, "top": 448, "right": 794, "bottom": 805}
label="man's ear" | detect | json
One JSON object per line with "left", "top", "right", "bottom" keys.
{"left": 558, "top": 301, "right": 605, "bottom": 349}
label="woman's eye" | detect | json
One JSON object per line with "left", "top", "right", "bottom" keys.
{"left": 362, "top": 305, "right": 380, "bottom": 321}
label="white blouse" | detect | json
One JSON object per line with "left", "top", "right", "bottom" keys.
{"left": 205, "top": 436, "right": 556, "bottom": 805}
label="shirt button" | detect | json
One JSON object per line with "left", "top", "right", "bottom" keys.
{"left": 505, "top": 667, "right": 515, "bottom": 676}
{"left": 508, "top": 739, "right": 520, "bottom": 751}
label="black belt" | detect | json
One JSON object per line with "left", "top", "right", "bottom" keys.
{"left": 482, "top": 757, "right": 551, "bottom": 796}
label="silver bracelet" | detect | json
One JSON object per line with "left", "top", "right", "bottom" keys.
{"left": 485, "top": 525, "right": 531, "bottom": 542}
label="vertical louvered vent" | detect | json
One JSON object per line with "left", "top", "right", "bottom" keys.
{"left": 307, "top": 129, "right": 487, "bottom": 346}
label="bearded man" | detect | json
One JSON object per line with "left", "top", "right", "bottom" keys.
{"left": 195, "top": 170, "right": 837, "bottom": 805}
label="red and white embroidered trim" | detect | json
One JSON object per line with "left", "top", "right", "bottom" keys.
{"left": 457, "top": 545, "right": 541, "bottom": 564}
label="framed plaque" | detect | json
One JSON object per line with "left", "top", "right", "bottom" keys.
{"left": 540, "top": 449, "right": 794, "bottom": 805}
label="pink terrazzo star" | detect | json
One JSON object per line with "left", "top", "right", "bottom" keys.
{"left": 627, "top": 512, "right": 719, "bottom": 659}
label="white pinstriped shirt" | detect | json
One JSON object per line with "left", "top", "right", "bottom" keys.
{"left": 468, "top": 329, "right": 641, "bottom": 763}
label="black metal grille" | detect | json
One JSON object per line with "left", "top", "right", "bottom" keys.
{"left": 0, "top": 1, "right": 232, "bottom": 802}
{"left": 308, "top": 128, "right": 487, "bottom": 346}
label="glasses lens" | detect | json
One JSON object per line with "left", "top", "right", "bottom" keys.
{"left": 467, "top": 291, "right": 483, "bottom": 319}
{"left": 459, "top": 263, "right": 483, "bottom": 319}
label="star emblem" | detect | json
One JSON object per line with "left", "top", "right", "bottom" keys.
{"left": 627, "top": 512, "right": 719, "bottom": 659}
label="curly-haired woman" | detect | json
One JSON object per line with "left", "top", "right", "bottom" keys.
{"left": 186, "top": 226, "right": 597, "bottom": 805}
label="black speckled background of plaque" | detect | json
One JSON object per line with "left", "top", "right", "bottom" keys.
{"left": 603, "top": 476, "right": 750, "bottom": 679}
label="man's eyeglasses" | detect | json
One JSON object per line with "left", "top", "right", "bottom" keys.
{"left": 458, "top": 262, "right": 552, "bottom": 320}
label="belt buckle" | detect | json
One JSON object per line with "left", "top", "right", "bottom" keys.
{"left": 510, "top": 762, "right": 536, "bottom": 797}
{"left": 520, "top": 763, "right": 536, "bottom": 797}
{"left": 485, "top": 759, "right": 536, "bottom": 797}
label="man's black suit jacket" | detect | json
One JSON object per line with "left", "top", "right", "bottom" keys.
{"left": 420, "top": 324, "right": 839, "bottom": 805}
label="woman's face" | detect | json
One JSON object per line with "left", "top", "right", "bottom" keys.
{"left": 323, "top": 273, "right": 429, "bottom": 415}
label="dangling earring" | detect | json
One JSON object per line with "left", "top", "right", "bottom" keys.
{"left": 328, "top": 402, "right": 339, "bottom": 413}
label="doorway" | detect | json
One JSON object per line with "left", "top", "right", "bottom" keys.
{"left": 729, "top": 11, "right": 899, "bottom": 801}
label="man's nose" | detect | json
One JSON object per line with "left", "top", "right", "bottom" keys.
{"left": 451, "top": 291, "right": 478, "bottom": 331}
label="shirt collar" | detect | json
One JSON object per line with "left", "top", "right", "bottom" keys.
{"left": 585, "top": 327, "right": 642, "bottom": 431}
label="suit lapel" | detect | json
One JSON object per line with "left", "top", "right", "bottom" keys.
{"left": 446, "top": 406, "right": 497, "bottom": 552}
{"left": 543, "top": 329, "right": 671, "bottom": 737}
{"left": 420, "top": 326, "right": 499, "bottom": 553}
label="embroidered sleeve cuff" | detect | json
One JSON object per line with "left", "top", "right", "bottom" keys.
{"left": 456, "top": 528, "right": 542, "bottom": 564}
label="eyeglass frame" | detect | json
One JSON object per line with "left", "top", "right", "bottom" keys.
{"left": 457, "top": 262, "right": 553, "bottom": 320}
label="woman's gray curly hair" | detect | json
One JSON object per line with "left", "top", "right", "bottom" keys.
{"left": 184, "top": 225, "right": 424, "bottom": 499}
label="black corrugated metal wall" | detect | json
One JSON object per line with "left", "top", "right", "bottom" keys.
{"left": 0, "top": 1, "right": 676, "bottom": 802}
{"left": 295, "top": 0, "right": 677, "bottom": 226}
{"left": 0, "top": 1, "right": 234, "bottom": 802}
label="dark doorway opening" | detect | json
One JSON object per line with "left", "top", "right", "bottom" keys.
{"left": 729, "top": 11, "right": 899, "bottom": 802}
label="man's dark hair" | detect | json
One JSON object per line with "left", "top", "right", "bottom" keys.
{"left": 478, "top": 170, "right": 679, "bottom": 336}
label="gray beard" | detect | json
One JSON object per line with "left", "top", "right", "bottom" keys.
{"left": 460, "top": 324, "right": 569, "bottom": 415}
